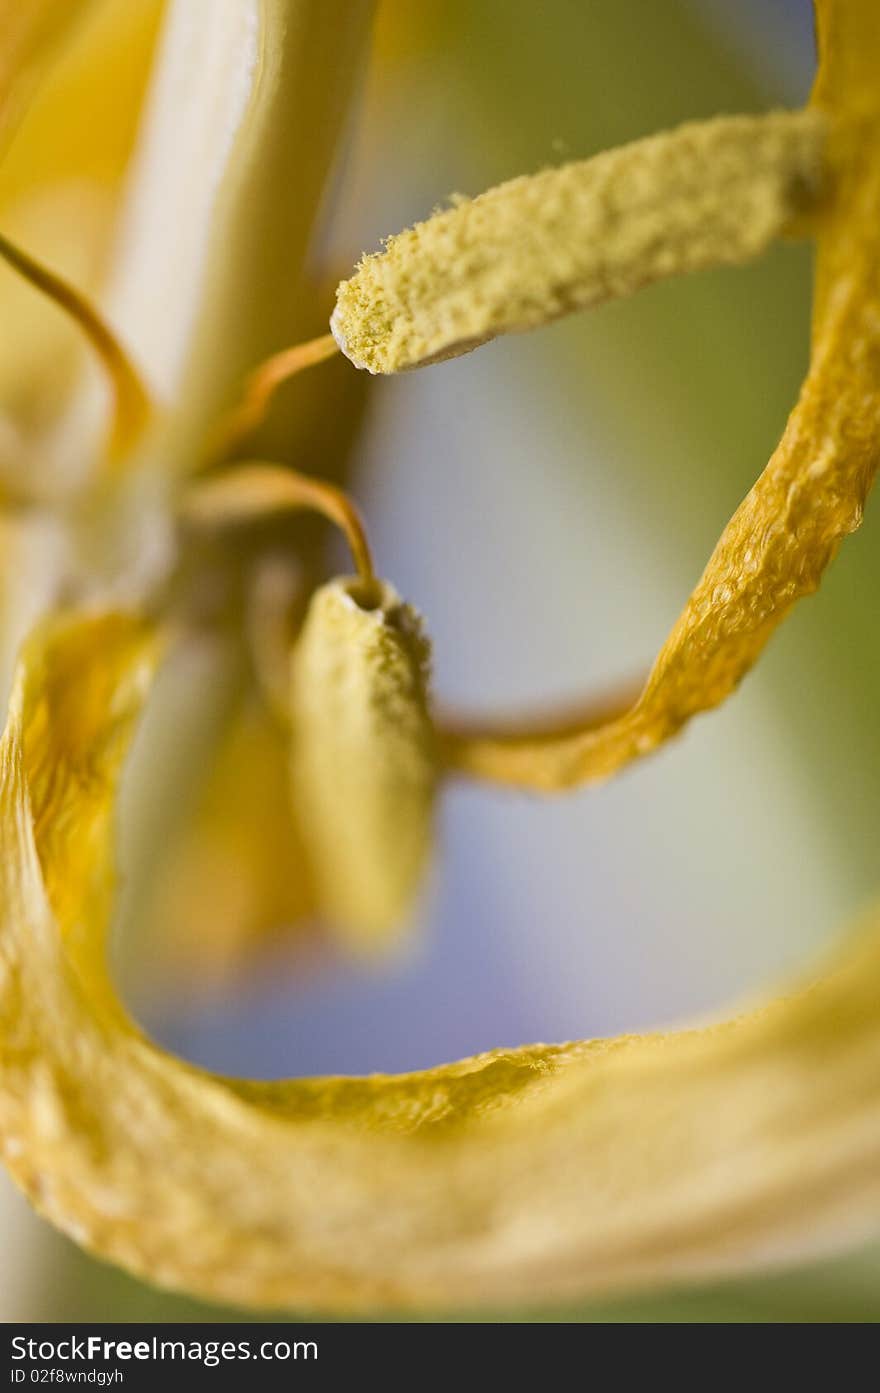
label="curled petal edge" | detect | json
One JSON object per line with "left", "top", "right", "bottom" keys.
{"left": 2, "top": 612, "right": 880, "bottom": 1311}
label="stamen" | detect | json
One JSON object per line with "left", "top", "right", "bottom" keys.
{"left": 208, "top": 333, "right": 339, "bottom": 460}
{"left": 0, "top": 230, "right": 152, "bottom": 458}
{"left": 181, "top": 461, "right": 377, "bottom": 596}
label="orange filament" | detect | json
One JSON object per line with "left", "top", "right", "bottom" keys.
{"left": 182, "top": 461, "right": 377, "bottom": 595}
{"left": 209, "top": 333, "right": 339, "bottom": 461}
{"left": 0, "top": 229, "right": 152, "bottom": 458}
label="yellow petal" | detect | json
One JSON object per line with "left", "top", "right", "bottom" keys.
{"left": 812, "top": 0, "right": 879, "bottom": 115}
{"left": 331, "top": 109, "right": 826, "bottom": 374}
{"left": 0, "top": 1, "right": 91, "bottom": 145}
{"left": 291, "top": 577, "right": 436, "bottom": 949}
{"left": 0, "top": 0, "right": 164, "bottom": 203}
{"left": 2, "top": 611, "right": 880, "bottom": 1311}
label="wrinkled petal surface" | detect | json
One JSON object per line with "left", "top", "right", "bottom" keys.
{"left": 2, "top": 613, "right": 880, "bottom": 1312}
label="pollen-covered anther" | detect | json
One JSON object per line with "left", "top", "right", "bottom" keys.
{"left": 331, "top": 108, "right": 828, "bottom": 373}
{"left": 291, "top": 576, "right": 437, "bottom": 947}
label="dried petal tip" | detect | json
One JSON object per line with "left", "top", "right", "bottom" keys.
{"left": 332, "top": 109, "right": 827, "bottom": 373}
{"left": 291, "top": 577, "right": 436, "bottom": 948}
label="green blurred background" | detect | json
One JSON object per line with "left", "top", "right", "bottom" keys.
{"left": 4, "top": 0, "right": 880, "bottom": 1322}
